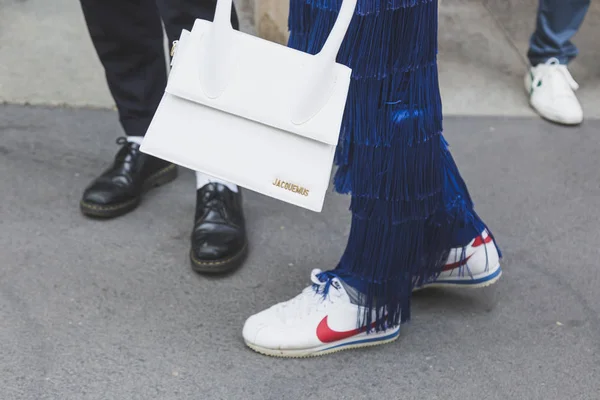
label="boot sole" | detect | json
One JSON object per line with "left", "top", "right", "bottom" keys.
{"left": 80, "top": 164, "right": 178, "bottom": 219}
{"left": 245, "top": 326, "right": 400, "bottom": 358}
{"left": 190, "top": 242, "right": 249, "bottom": 274}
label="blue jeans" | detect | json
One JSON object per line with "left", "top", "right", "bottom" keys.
{"left": 528, "top": 0, "right": 590, "bottom": 66}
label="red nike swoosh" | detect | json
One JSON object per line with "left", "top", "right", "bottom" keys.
{"left": 443, "top": 254, "right": 473, "bottom": 271}
{"left": 316, "top": 316, "right": 368, "bottom": 343}
{"left": 442, "top": 234, "right": 492, "bottom": 271}
{"left": 473, "top": 234, "right": 493, "bottom": 248}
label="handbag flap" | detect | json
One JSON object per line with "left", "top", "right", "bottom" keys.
{"left": 165, "top": 20, "right": 352, "bottom": 146}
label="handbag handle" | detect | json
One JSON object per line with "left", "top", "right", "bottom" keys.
{"left": 213, "top": 0, "right": 357, "bottom": 63}
{"left": 213, "top": 0, "right": 235, "bottom": 29}
{"left": 203, "top": 0, "right": 357, "bottom": 119}
{"left": 287, "top": 0, "right": 358, "bottom": 124}
{"left": 314, "top": 0, "right": 357, "bottom": 64}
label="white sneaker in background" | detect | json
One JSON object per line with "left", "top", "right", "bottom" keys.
{"left": 524, "top": 58, "right": 583, "bottom": 125}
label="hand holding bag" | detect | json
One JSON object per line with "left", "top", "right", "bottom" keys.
{"left": 140, "top": 0, "right": 357, "bottom": 212}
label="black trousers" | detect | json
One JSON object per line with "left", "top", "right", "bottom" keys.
{"left": 80, "top": 0, "right": 239, "bottom": 137}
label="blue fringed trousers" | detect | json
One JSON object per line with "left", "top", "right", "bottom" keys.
{"left": 288, "top": 0, "right": 497, "bottom": 329}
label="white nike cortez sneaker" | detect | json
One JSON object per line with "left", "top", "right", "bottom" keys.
{"left": 525, "top": 58, "right": 583, "bottom": 125}
{"left": 243, "top": 269, "right": 400, "bottom": 358}
{"left": 415, "top": 230, "right": 501, "bottom": 290}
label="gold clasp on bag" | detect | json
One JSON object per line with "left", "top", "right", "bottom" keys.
{"left": 170, "top": 40, "right": 179, "bottom": 57}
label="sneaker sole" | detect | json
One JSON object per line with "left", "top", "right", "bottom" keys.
{"left": 535, "top": 110, "right": 583, "bottom": 126}
{"left": 80, "top": 164, "right": 178, "bottom": 219}
{"left": 245, "top": 326, "right": 400, "bottom": 358}
{"left": 415, "top": 264, "right": 502, "bottom": 290}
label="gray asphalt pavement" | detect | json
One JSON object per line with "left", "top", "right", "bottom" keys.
{"left": 1, "top": 105, "right": 599, "bottom": 399}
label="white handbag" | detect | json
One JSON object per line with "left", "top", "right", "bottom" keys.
{"left": 140, "top": 0, "right": 356, "bottom": 212}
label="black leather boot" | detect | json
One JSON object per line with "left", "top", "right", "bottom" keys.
{"left": 80, "top": 137, "right": 177, "bottom": 218}
{"left": 190, "top": 183, "right": 248, "bottom": 274}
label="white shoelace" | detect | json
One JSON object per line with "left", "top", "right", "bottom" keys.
{"left": 275, "top": 269, "right": 338, "bottom": 321}
{"left": 532, "top": 57, "right": 579, "bottom": 93}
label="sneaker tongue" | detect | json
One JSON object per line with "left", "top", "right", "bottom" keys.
{"left": 311, "top": 270, "right": 358, "bottom": 304}
{"left": 336, "top": 279, "right": 363, "bottom": 306}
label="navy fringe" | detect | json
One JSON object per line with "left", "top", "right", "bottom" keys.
{"left": 288, "top": 0, "right": 500, "bottom": 331}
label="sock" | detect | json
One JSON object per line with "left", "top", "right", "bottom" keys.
{"left": 126, "top": 136, "right": 144, "bottom": 145}
{"left": 195, "top": 171, "right": 238, "bottom": 193}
